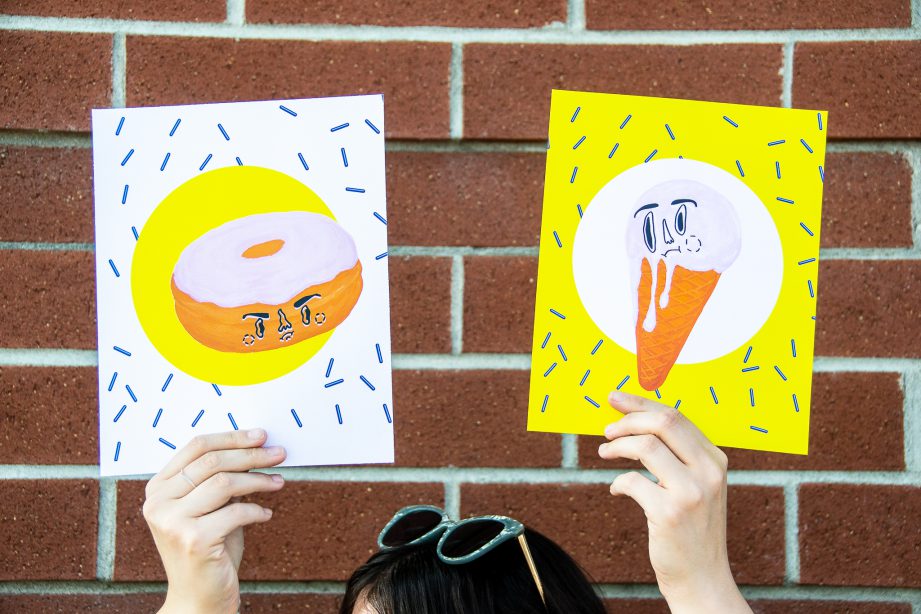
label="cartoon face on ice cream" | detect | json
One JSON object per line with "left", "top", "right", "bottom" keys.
{"left": 626, "top": 179, "right": 742, "bottom": 390}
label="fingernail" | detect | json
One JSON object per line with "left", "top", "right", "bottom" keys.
{"left": 609, "top": 391, "right": 625, "bottom": 404}
{"left": 266, "top": 445, "right": 285, "bottom": 456}
{"left": 248, "top": 428, "right": 265, "bottom": 440}
{"left": 597, "top": 443, "right": 606, "bottom": 457}
{"left": 263, "top": 507, "right": 273, "bottom": 517}
{"left": 604, "top": 423, "right": 617, "bottom": 438}
{"left": 270, "top": 474, "right": 284, "bottom": 484}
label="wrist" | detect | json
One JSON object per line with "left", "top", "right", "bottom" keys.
{"left": 658, "top": 565, "right": 751, "bottom": 614}
{"left": 160, "top": 589, "right": 240, "bottom": 614}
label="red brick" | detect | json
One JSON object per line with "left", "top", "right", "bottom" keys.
{"left": 586, "top": 0, "right": 910, "bottom": 30}
{"left": 240, "top": 593, "right": 343, "bottom": 612}
{"left": 579, "top": 372, "right": 905, "bottom": 471}
{"left": 464, "top": 44, "right": 783, "bottom": 140}
{"left": 800, "top": 484, "right": 921, "bottom": 587}
{"left": 0, "top": 250, "right": 96, "bottom": 349}
{"left": 126, "top": 37, "right": 451, "bottom": 140}
{"left": 0, "top": 366, "right": 98, "bottom": 464}
{"left": 388, "top": 152, "right": 543, "bottom": 247}
{"left": 603, "top": 599, "right": 668, "bottom": 613}
{"left": 0, "top": 479, "right": 97, "bottom": 580}
{"left": 389, "top": 256, "right": 452, "bottom": 353}
{"left": 248, "top": 0, "right": 566, "bottom": 27}
{"left": 115, "top": 480, "right": 443, "bottom": 581}
{"left": 462, "top": 483, "right": 784, "bottom": 585}
{"left": 0, "top": 147, "right": 95, "bottom": 244}
{"left": 1, "top": 0, "right": 225, "bottom": 20}
{"left": 0, "top": 594, "right": 166, "bottom": 613}
{"left": 463, "top": 256, "right": 537, "bottom": 353}
{"left": 0, "top": 31, "right": 111, "bottom": 132}
{"left": 794, "top": 42, "right": 921, "bottom": 139}
{"left": 816, "top": 260, "right": 921, "bottom": 358}
{"left": 821, "top": 153, "right": 913, "bottom": 248}
{"left": 393, "top": 370, "right": 560, "bottom": 467}
{"left": 751, "top": 601, "right": 911, "bottom": 614}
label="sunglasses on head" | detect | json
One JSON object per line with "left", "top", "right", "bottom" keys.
{"left": 377, "top": 505, "right": 546, "bottom": 606}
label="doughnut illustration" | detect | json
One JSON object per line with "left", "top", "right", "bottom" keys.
{"left": 626, "top": 179, "right": 742, "bottom": 390}
{"left": 171, "top": 211, "right": 363, "bottom": 353}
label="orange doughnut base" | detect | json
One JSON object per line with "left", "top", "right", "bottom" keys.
{"left": 171, "top": 261, "right": 363, "bottom": 353}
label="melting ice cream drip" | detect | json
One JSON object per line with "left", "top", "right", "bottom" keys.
{"left": 626, "top": 178, "right": 742, "bottom": 335}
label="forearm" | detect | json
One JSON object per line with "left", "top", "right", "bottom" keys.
{"left": 659, "top": 568, "right": 752, "bottom": 614}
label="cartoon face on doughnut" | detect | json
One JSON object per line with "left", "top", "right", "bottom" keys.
{"left": 170, "top": 211, "right": 362, "bottom": 353}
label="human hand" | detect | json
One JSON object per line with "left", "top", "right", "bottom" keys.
{"left": 599, "top": 392, "right": 751, "bottom": 614}
{"left": 143, "top": 429, "right": 287, "bottom": 614}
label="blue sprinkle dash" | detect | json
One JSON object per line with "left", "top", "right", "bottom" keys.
{"left": 645, "top": 149, "right": 658, "bottom": 163}
{"left": 235, "top": 156, "right": 243, "bottom": 166}
{"left": 665, "top": 124, "right": 675, "bottom": 140}
{"left": 160, "top": 152, "right": 170, "bottom": 172}
{"left": 819, "top": 165, "right": 825, "bottom": 182}
{"left": 777, "top": 197, "right": 795, "bottom": 204}
{"left": 191, "top": 409, "right": 204, "bottom": 427}
{"left": 570, "top": 106, "right": 581, "bottom": 122}
{"left": 743, "top": 346, "right": 752, "bottom": 363}
{"left": 768, "top": 140, "right": 785, "bottom": 146}
{"left": 325, "top": 378, "right": 345, "bottom": 388}
{"left": 153, "top": 408, "right": 163, "bottom": 427}
{"left": 775, "top": 161, "right": 781, "bottom": 179}
{"left": 808, "top": 279, "right": 815, "bottom": 298}
{"left": 749, "top": 388, "right": 756, "bottom": 406}
{"left": 549, "top": 308, "right": 566, "bottom": 320}
{"left": 620, "top": 114, "right": 632, "bottom": 129}
{"left": 199, "top": 153, "right": 212, "bottom": 171}
{"left": 710, "top": 386, "right": 719, "bottom": 404}
{"left": 735, "top": 160, "right": 744, "bottom": 177}
{"left": 335, "top": 404, "right": 343, "bottom": 424}
{"left": 541, "top": 395, "right": 549, "bottom": 413}
{"left": 793, "top": 393, "right": 800, "bottom": 412}
{"left": 817, "top": 113, "right": 824, "bottom": 130}
{"left": 791, "top": 339, "right": 797, "bottom": 358}
{"left": 543, "top": 362, "right": 558, "bottom": 377}
{"left": 585, "top": 395, "right": 600, "bottom": 408}
{"left": 577, "top": 204, "right": 584, "bottom": 217}
{"left": 376, "top": 343, "right": 383, "bottom": 364}
{"left": 800, "top": 222, "right": 814, "bottom": 236}
{"left": 541, "top": 332, "right": 551, "bottom": 349}
{"left": 326, "top": 358, "right": 334, "bottom": 378}
{"left": 553, "top": 230, "right": 562, "bottom": 248}
{"left": 580, "top": 370, "right": 591, "bottom": 387}
{"left": 573, "top": 135, "right": 586, "bottom": 149}
{"left": 212, "top": 383, "right": 222, "bottom": 397}
{"left": 114, "top": 346, "right": 131, "bottom": 357}
{"left": 279, "top": 105, "right": 297, "bottom": 117}
{"left": 655, "top": 389, "right": 661, "bottom": 399}
{"left": 113, "top": 405, "right": 127, "bottom": 423}
{"left": 557, "top": 344, "right": 568, "bottom": 362}
{"left": 723, "top": 115, "right": 739, "bottom": 127}
{"left": 774, "top": 365, "right": 788, "bottom": 381}
{"left": 115, "top": 117, "right": 125, "bottom": 136}
{"left": 107, "top": 372, "right": 118, "bottom": 392}
{"left": 591, "top": 339, "right": 603, "bottom": 355}
{"left": 121, "top": 184, "right": 129, "bottom": 204}
{"left": 373, "top": 211, "right": 387, "bottom": 225}
{"left": 131, "top": 226, "right": 139, "bottom": 241}
{"left": 365, "top": 118, "right": 381, "bottom": 134}
{"left": 169, "top": 118, "right": 181, "bottom": 136}
{"left": 162, "top": 373, "right": 173, "bottom": 392}
{"left": 800, "top": 138, "right": 814, "bottom": 153}
{"left": 383, "top": 403, "right": 392, "bottom": 423}
{"left": 108, "top": 259, "right": 120, "bottom": 278}
{"left": 341, "top": 147, "right": 349, "bottom": 167}
{"left": 228, "top": 412, "right": 238, "bottom": 430}
{"left": 798, "top": 258, "right": 817, "bottom": 265}
{"left": 608, "top": 143, "right": 619, "bottom": 158}
{"left": 570, "top": 167, "right": 578, "bottom": 183}
{"left": 616, "top": 375, "right": 629, "bottom": 390}
{"left": 114, "top": 441, "right": 121, "bottom": 462}
{"left": 360, "top": 375, "right": 376, "bottom": 391}
{"left": 218, "top": 123, "right": 230, "bottom": 141}
{"left": 674, "top": 400, "right": 682, "bottom": 410}
{"left": 742, "top": 366, "right": 760, "bottom": 373}
{"left": 298, "top": 152, "right": 310, "bottom": 171}
{"left": 120, "top": 149, "right": 134, "bottom": 166}
{"left": 346, "top": 187, "right": 366, "bottom": 193}
{"left": 331, "top": 122, "right": 350, "bottom": 132}
{"left": 159, "top": 437, "right": 176, "bottom": 450}
{"left": 125, "top": 384, "right": 137, "bottom": 403}
{"left": 291, "top": 408, "right": 303, "bottom": 428}
{"left": 375, "top": 251, "right": 388, "bottom": 260}
{"left": 750, "top": 425, "right": 768, "bottom": 434}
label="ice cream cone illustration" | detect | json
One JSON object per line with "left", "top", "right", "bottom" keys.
{"left": 626, "top": 179, "right": 742, "bottom": 390}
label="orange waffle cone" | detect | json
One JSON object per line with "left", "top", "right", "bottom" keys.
{"left": 635, "top": 259, "right": 720, "bottom": 391}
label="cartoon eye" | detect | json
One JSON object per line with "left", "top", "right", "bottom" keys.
{"left": 675, "top": 204, "right": 687, "bottom": 236}
{"left": 642, "top": 211, "right": 656, "bottom": 253}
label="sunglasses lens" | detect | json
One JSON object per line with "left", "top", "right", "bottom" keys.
{"left": 440, "top": 519, "right": 504, "bottom": 559}
{"left": 381, "top": 509, "right": 444, "bottom": 548}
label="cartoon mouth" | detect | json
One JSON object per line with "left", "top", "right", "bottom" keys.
{"left": 661, "top": 247, "right": 682, "bottom": 258}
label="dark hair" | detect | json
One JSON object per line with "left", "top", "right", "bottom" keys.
{"left": 339, "top": 527, "right": 607, "bottom": 614}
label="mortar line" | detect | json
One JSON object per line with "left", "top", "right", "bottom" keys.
{"left": 450, "top": 255, "right": 465, "bottom": 355}
{"left": 781, "top": 41, "right": 794, "bottom": 108}
{"left": 913, "top": 0, "right": 921, "bottom": 28}
{"left": 2, "top": 16, "right": 920, "bottom": 43}
{"left": 568, "top": 0, "right": 586, "bottom": 30}
{"left": 903, "top": 369, "right": 921, "bottom": 472}
{"left": 444, "top": 480, "right": 461, "bottom": 519}
{"left": 111, "top": 33, "right": 126, "bottom": 108}
{"left": 95, "top": 478, "right": 117, "bottom": 581}
{"left": 449, "top": 43, "right": 464, "bottom": 139}
{"left": 226, "top": 0, "right": 246, "bottom": 25}
{"left": 910, "top": 147, "right": 921, "bottom": 251}
{"left": 783, "top": 483, "right": 800, "bottom": 585}
{"left": 561, "top": 434, "right": 579, "bottom": 468}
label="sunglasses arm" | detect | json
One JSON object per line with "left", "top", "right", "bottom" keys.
{"left": 517, "top": 534, "right": 546, "bottom": 606}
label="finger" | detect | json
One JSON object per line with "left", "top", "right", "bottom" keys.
{"left": 198, "top": 502, "right": 274, "bottom": 539}
{"left": 153, "top": 429, "right": 268, "bottom": 484}
{"left": 607, "top": 391, "right": 670, "bottom": 415}
{"left": 158, "top": 445, "right": 287, "bottom": 499}
{"left": 610, "top": 471, "right": 665, "bottom": 512}
{"left": 180, "top": 472, "right": 285, "bottom": 517}
{"left": 605, "top": 394, "right": 711, "bottom": 465}
{"left": 598, "top": 435, "right": 689, "bottom": 487}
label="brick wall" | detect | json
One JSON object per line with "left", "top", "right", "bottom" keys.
{"left": 1, "top": 1, "right": 919, "bottom": 612}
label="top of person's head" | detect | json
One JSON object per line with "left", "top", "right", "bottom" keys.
{"left": 340, "top": 526, "right": 607, "bottom": 614}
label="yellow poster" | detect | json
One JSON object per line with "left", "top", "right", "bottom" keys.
{"left": 528, "top": 90, "right": 827, "bottom": 454}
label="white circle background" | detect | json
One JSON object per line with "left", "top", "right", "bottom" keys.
{"left": 572, "top": 158, "right": 784, "bottom": 363}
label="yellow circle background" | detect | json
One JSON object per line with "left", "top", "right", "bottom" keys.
{"left": 132, "top": 166, "right": 335, "bottom": 385}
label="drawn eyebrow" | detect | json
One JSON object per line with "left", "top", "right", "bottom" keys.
{"left": 293, "top": 293, "right": 321, "bottom": 309}
{"left": 633, "top": 203, "right": 659, "bottom": 217}
{"left": 670, "top": 199, "right": 697, "bottom": 206}
{"left": 242, "top": 312, "right": 269, "bottom": 319}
